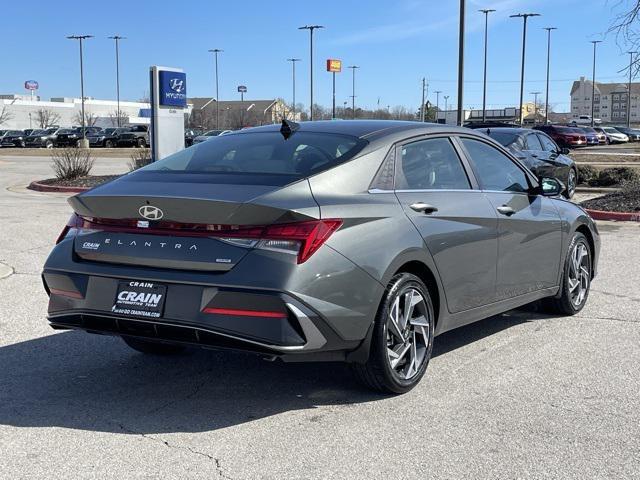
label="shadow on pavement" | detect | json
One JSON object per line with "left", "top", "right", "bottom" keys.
{"left": 0, "top": 309, "right": 547, "bottom": 434}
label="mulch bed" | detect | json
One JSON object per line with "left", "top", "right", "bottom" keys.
{"left": 36, "top": 175, "right": 122, "bottom": 188}
{"left": 581, "top": 191, "right": 640, "bottom": 213}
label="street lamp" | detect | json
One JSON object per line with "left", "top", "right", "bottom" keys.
{"left": 348, "top": 65, "right": 359, "bottom": 119}
{"left": 530, "top": 91, "right": 541, "bottom": 125}
{"left": 444, "top": 95, "right": 450, "bottom": 124}
{"left": 66, "top": 35, "right": 93, "bottom": 144}
{"left": 457, "top": 0, "right": 466, "bottom": 126}
{"left": 479, "top": 9, "right": 495, "bottom": 122}
{"left": 590, "top": 40, "right": 602, "bottom": 127}
{"left": 298, "top": 25, "right": 324, "bottom": 120}
{"left": 208, "top": 49, "right": 223, "bottom": 129}
{"left": 434, "top": 90, "right": 442, "bottom": 123}
{"left": 627, "top": 51, "right": 637, "bottom": 127}
{"left": 510, "top": 13, "right": 541, "bottom": 126}
{"left": 287, "top": 58, "right": 301, "bottom": 120}
{"left": 108, "top": 35, "right": 126, "bottom": 127}
{"left": 543, "top": 27, "right": 557, "bottom": 125}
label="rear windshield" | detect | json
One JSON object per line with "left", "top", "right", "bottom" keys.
{"left": 484, "top": 131, "right": 521, "bottom": 149}
{"left": 140, "top": 131, "right": 368, "bottom": 178}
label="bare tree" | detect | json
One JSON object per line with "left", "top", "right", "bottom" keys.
{"left": 107, "top": 110, "right": 128, "bottom": 127}
{"left": 73, "top": 111, "right": 98, "bottom": 127}
{"left": 609, "top": 1, "right": 640, "bottom": 74}
{"left": 0, "top": 106, "right": 14, "bottom": 127}
{"left": 35, "top": 108, "right": 61, "bottom": 128}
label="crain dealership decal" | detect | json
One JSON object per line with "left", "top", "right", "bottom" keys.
{"left": 159, "top": 71, "right": 187, "bottom": 107}
{"left": 112, "top": 281, "right": 166, "bottom": 318}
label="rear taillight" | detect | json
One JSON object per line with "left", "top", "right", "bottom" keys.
{"left": 55, "top": 213, "right": 83, "bottom": 244}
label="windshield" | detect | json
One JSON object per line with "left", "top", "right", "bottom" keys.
{"left": 580, "top": 127, "right": 595, "bottom": 133}
{"left": 30, "top": 129, "right": 46, "bottom": 136}
{"left": 139, "top": 131, "right": 368, "bottom": 178}
{"left": 555, "top": 126, "right": 576, "bottom": 133}
{"left": 204, "top": 130, "right": 224, "bottom": 136}
{"left": 58, "top": 129, "right": 74, "bottom": 134}
{"left": 603, "top": 127, "right": 618, "bottom": 133}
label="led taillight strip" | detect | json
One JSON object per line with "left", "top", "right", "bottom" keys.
{"left": 202, "top": 307, "right": 288, "bottom": 318}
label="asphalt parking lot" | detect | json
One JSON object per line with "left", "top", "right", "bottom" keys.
{"left": 1, "top": 155, "right": 639, "bottom": 479}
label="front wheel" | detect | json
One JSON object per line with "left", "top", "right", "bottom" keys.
{"left": 542, "top": 232, "right": 592, "bottom": 315}
{"left": 565, "top": 168, "right": 577, "bottom": 199}
{"left": 122, "top": 336, "right": 186, "bottom": 355}
{"left": 104, "top": 139, "right": 114, "bottom": 148}
{"left": 137, "top": 137, "right": 146, "bottom": 148}
{"left": 352, "top": 273, "right": 435, "bottom": 394}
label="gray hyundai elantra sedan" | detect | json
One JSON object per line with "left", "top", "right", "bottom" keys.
{"left": 42, "top": 120, "right": 600, "bottom": 393}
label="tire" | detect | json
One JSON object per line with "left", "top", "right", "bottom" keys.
{"left": 352, "top": 273, "right": 435, "bottom": 394}
{"left": 565, "top": 167, "right": 577, "bottom": 199}
{"left": 137, "top": 137, "right": 146, "bottom": 148}
{"left": 122, "top": 336, "right": 186, "bottom": 355}
{"left": 541, "top": 232, "right": 592, "bottom": 316}
{"left": 104, "top": 139, "right": 114, "bottom": 148}
{"left": 45, "top": 140, "right": 53, "bottom": 149}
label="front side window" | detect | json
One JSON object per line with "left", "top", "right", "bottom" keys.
{"left": 538, "top": 133, "right": 559, "bottom": 152}
{"left": 461, "top": 138, "right": 530, "bottom": 193}
{"left": 395, "top": 137, "right": 470, "bottom": 190}
{"left": 525, "top": 133, "right": 543, "bottom": 150}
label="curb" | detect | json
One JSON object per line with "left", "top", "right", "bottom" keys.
{"left": 575, "top": 186, "right": 619, "bottom": 194}
{"left": 27, "top": 180, "right": 89, "bottom": 193}
{"left": 586, "top": 208, "right": 640, "bottom": 222}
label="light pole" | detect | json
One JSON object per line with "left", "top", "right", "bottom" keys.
{"left": 208, "top": 49, "right": 223, "bottom": 129}
{"left": 444, "top": 95, "right": 450, "bottom": 124}
{"left": 457, "top": 0, "right": 466, "bottom": 126}
{"left": 590, "top": 40, "right": 602, "bottom": 127}
{"left": 434, "top": 90, "right": 442, "bottom": 123}
{"left": 348, "top": 65, "right": 359, "bottom": 119}
{"left": 66, "top": 34, "right": 93, "bottom": 144}
{"left": 108, "top": 35, "right": 125, "bottom": 127}
{"left": 298, "top": 25, "right": 324, "bottom": 120}
{"left": 530, "top": 91, "right": 541, "bottom": 125}
{"left": 543, "top": 27, "right": 557, "bottom": 125}
{"left": 420, "top": 78, "right": 427, "bottom": 122}
{"left": 479, "top": 9, "right": 495, "bottom": 122}
{"left": 627, "top": 51, "right": 637, "bottom": 127}
{"left": 510, "top": 13, "right": 541, "bottom": 126}
{"left": 287, "top": 58, "right": 301, "bottom": 120}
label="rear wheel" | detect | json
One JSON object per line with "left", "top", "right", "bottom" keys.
{"left": 137, "top": 137, "right": 146, "bottom": 148}
{"left": 104, "top": 139, "right": 114, "bottom": 148}
{"left": 542, "top": 232, "right": 592, "bottom": 315}
{"left": 565, "top": 168, "right": 577, "bottom": 199}
{"left": 353, "top": 273, "right": 434, "bottom": 394}
{"left": 122, "top": 336, "right": 186, "bottom": 355}
{"left": 45, "top": 140, "right": 53, "bottom": 149}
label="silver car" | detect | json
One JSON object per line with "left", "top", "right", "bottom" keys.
{"left": 43, "top": 121, "right": 600, "bottom": 393}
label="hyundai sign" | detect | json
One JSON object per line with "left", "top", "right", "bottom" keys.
{"left": 158, "top": 71, "right": 187, "bottom": 107}
{"left": 24, "top": 80, "right": 39, "bottom": 90}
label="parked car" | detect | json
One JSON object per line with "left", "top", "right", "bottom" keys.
{"left": 598, "top": 126, "right": 629, "bottom": 144}
{"left": 575, "top": 127, "right": 600, "bottom": 146}
{"left": 569, "top": 115, "right": 600, "bottom": 126}
{"left": 23, "top": 128, "right": 35, "bottom": 136}
{"left": 88, "top": 127, "right": 130, "bottom": 148}
{"left": 185, "top": 129, "right": 203, "bottom": 147}
{"left": 612, "top": 126, "right": 640, "bottom": 141}
{"left": 55, "top": 127, "right": 103, "bottom": 147}
{"left": 0, "top": 130, "right": 26, "bottom": 147}
{"left": 43, "top": 120, "right": 600, "bottom": 394}
{"left": 479, "top": 127, "right": 578, "bottom": 198}
{"left": 586, "top": 127, "right": 608, "bottom": 144}
{"left": 534, "top": 125, "right": 587, "bottom": 148}
{"left": 24, "top": 128, "right": 60, "bottom": 148}
{"left": 192, "top": 129, "right": 232, "bottom": 144}
{"left": 117, "top": 125, "right": 149, "bottom": 147}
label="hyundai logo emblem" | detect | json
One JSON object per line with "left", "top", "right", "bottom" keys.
{"left": 169, "top": 78, "right": 184, "bottom": 93}
{"left": 139, "top": 205, "right": 163, "bottom": 220}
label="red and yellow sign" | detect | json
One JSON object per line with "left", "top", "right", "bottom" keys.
{"left": 326, "top": 59, "right": 342, "bottom": 73}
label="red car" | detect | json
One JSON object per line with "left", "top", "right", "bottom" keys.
{"left": 534, "top": 125, "right": 587, "bottom": 148}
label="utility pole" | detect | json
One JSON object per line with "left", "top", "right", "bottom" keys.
{"left": 510, "top": 13, "right": 541, "bottom": 126}
{"left": 479, "top": 9, "right": 495, "bottom": 122}
{"left": 298, "top": 25, "right": 324, "bottom": 120}
{"left": 348, "top": 65, "right": 359, "bottom": 119}
{"left": 208, "top": 49, "right": 223, "bottom": 129}
{"left": 627, "top": 51, "right": 637, "bottom": 127}
{"left": 108, "top": 35, "right": 126, "bottom": 127}
{"left": 543, "top": 27, "right": 557, "bottom": 125}
{"left": 420, "top": 78, "right": 426, "bottom": 121}
{"left": 444, "top": 95, "right": 450, "bottom": 124}
{"left": 434, "top": 90, "right": 442, "bottom": 123}
{"left": 456, "top": 0, "right": 466, "bottom": 126}
{"left": 590, "top": 40, "right": 602, "bottom": 127}
{"left": 531, "top": 91, "right": 541, "bottom": 125}
{"left": 287, "top": 58, "right": 301, "bottom": 120}
{"left": 66, "top": 34, "right": 93, "bottom": 145}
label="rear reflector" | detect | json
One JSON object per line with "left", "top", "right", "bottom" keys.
{"left": 202, "top": 307, "right": 288, "bottom": 318}
{"left": 49, "top": 288, "right": 84, "bottom": 299}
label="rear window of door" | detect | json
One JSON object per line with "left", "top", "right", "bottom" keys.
{"left": 525, "top": 132, "right": 543, "bottom": 151}
{"left": 538, "top": 133, "right": 559, "bottom": 152}
{"left": 460, "top": 138, "right": 530, "bottom": 193}
{"left": 395, "top": 137, "right": 470, "bottom": 190}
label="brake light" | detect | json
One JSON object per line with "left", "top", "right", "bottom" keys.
{"left": 55, "top": 213, "right": 83, "bottom": 244}
{"left": 202, "top": 307, "right": 287, "bottom": 318}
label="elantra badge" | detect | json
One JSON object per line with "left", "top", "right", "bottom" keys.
{"left": 139, "top": 205, "right": 163, "bottom": 220}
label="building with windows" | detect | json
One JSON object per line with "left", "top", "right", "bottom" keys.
{"left": 570, "top": 76, "right": 640, "bottom": 124}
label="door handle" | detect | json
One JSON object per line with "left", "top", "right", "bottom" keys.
{"left": 497, "top": 205, "right": 516, "bottom": 216}
{"left": 410, "top": 202, "right": 438, "bottom": 214}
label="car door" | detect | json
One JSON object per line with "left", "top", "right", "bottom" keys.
{"left": 394, "top": 136, "right": 499, "bottom": 313}
{"left": 458, "top": 137, "right": 562, "bottom": 301}
{"left": 537, "top": 132, "right": 571, "bottom": 183}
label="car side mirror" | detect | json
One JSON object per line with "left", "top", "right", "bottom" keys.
{"left": 560, "top": 147, "right": 570, "bottom": 155}
{"left": 539, "top": 177, "right": 564, "bottom": 197}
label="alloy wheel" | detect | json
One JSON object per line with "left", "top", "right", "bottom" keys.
{"left": 568, "top": 241, "right": 590, "bottom": 308}
{"left": 385, "top": 287, "right": 431, "bottom": 381}
{"left": 567, "top": 169, "right": 577, "bottom": 198}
